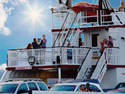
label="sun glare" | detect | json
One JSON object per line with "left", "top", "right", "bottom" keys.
{"left": 28, "top": 8, "right": 41, "bottom": 24}
{"left": 24, "top": 4, "right": 45, "bottom": 25}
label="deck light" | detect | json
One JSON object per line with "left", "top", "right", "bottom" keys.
{"left": 28, "top": 56, "right": 35, "bottom": 65}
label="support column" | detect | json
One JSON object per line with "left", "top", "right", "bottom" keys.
{"left": 58, "top": 68, "right": 61, "bottom": 83}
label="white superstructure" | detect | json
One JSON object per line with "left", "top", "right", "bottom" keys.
{"left": 1, "top": 0, "right": 125, "bottom": 90}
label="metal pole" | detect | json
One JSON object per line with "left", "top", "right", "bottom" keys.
{"left": 98, "top": 0, "right": 103, "bottom": 25}
{"left": 58, "top": 67, "right": 61, "bottom": 83}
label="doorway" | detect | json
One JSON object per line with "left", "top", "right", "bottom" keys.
{"left": 92, "top": 34, "right": 99, "bottom": 47}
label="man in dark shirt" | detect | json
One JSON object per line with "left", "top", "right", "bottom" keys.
{"left": 86, "top": 83, "right": 92, "bottom": 92}
{"left": 108, "top": 36, "right": 113, "bottom": 47}
{"left": 79, "top": 37, "right": 82, "bottom": 47}
{"left": 32, "top": 38, "right": 39, "bottom": 49}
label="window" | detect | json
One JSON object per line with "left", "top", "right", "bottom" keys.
{"left": 92, "top": 34, "right": 99, "bottom": 47}
{"left": 0, "top": 84, "right": 18, "bottom": 93}
{"left": 89, "top": 84, "right": 101, "bottom": 92}
{"left": 28, "top": 82, "right": 38, "bottom": 91}
{"left": 37, "top": 82, "right": 47, "bottom": 91}
{"left": 115, "top": 83, "right": 125, "bottom": 89}
{"left": 17, "top": 83, "right": 28, "bottom": 93}
{"left": 50, "top": 85, "right": 76, "bottom": 91}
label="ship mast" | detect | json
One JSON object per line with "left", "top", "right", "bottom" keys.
{"left": 98, "top": 0, "right": 103, "bottom": 25}
{"left": 98, "top": 0, "right": 114, "bottom": 25}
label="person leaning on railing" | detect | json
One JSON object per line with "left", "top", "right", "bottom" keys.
{"left": 40, "top": 34, "right": 47, "bottom": 48}
{"left": 26, "top": 43, "right": 32, "bottom": 49}
{"left": 32, "top": 38, "right": 39, "bottom": 49}
{"left": 108, "top": 36, "right": 113, "bottom": 47}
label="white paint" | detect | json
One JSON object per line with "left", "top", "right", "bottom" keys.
{"left": 101, "top": 68, "right": 117, "bottom": 89}
{"left": 116, "top": 68, "right": 125, "bottom": 84}
{"left": 84, "top": 29, "right": 108, "bottom": 47}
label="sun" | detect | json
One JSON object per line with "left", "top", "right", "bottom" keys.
{"left": 24, "top": 4, "right": 45, "bottom": 24}
{"left": 27, "top": 7, "right": 41, "bottom": 24}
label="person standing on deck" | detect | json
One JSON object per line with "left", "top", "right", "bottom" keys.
{"left": 32, "top": 38, "right": 39, "bottom": 49}
{"left": 40, "top": 34, "right": 47, "bottom": 48}
{"left": 26, "top": 43, "right": 32, "bottom": 49}
{"left": 108, "top": 36, "right": 113, "bottom": 47}
{"left": 101, "top": 40, "right": 104, "bottom": 55}
{"left": 79, "top": 37, "right": 82, "bottom": 47}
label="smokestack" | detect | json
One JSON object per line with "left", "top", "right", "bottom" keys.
{"left": 121, "top": 0, "right": 124, "bottom": 6}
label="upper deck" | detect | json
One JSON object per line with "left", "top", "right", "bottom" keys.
{"left": 6, "top": 47, "right": 119, "bottom": 70}
{"left": 52, "top": 11, "right": 125, "bottom": 32}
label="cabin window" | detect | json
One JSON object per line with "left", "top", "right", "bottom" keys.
{"left": 81, "top": 12, "right": 84, "bottom": 16}
{"left": 92, "top": 34, "right": 99, "bottom": 47}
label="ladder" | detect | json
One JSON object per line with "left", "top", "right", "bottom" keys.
{"left": 52, "top": 12, "right": 70, "bottom": 47}
{"left": 61, "top": 13, "right": 79, "bottom": 46}
{"left": 53, "top": 12, "right": 78, "bottom": 47}
{"left": 53, "top": 11, "right": 81, "bottom": 47}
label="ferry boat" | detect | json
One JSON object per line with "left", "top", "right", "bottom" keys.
{"left": 1, "top": 0, "right": 125, "bottom": 90}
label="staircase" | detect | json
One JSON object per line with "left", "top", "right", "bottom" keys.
{"left": 76, "top": 48, "right": 92, "bottom": 80}
{"left": 112, "top": 12, "right": 125, "bottom": 25}
{"left": 53, "top": 11, "right": 81, "bottom": 47}
{"left": 91, "top": 49, "right": 107, "bottom": 82}
{"left": 76, "top": 48, "right": 107, "bottom": 83}
{"left": 52, "top": 12, "right": 70, "bottom": 47}
{"left": 61, "top": 13, "right": 80, "bottom": 46}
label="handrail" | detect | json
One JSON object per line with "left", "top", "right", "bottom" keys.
{"left": 52, "top": 12, "right": 70, "bottom": 47}
{"left": 115, "top": 14, "right": 123, "bottom": 24}
{"left": 7, "top": 47, "right": 90, "bottom": 67}
{"left": 8, "top": 47, "right": 92, "bottom": 51}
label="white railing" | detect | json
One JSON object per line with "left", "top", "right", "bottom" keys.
{"left": 53, "top": 10, "right": 125, "bottom": 31}
{"left": 80, "top": 14, "right": 113, "bottom": 27}
{"left": 7, "top": 47, "right": 90, "bottom": 67}
{"left": 7, "top": 47, "right": 119, "bottom": 67}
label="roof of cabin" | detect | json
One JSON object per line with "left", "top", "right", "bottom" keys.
{"left": 71, "top": 2, "right": 98, "bottom": 13}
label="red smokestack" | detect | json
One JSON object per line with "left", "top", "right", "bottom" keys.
{"left": 121, "top": 0, "right": 124, "bottom": 6}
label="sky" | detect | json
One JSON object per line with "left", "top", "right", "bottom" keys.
{"left": 0, "top": 0, "right": 122, "bottom": 69}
